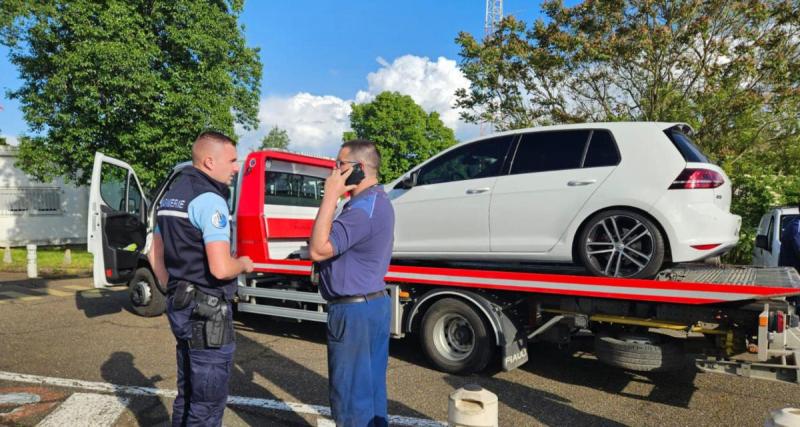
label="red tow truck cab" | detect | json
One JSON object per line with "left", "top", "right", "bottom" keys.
{"left": 235, "top": 150, "right": 334, "bottom": 264}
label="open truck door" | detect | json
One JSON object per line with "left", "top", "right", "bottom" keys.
{"left": 87, "top": 152, "right": 148, "bottom": 288}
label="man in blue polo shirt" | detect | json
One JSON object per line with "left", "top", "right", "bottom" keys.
{"left": 779, "top": 203, "right": 800, "bottom": 272}
{"left": 309, "top": 139, "right": 395, "bottom": 427}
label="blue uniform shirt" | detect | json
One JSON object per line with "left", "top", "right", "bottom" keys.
{"left": 779, "top": 217, "right": 800, "bottom": 270}
{"left": 318, "top": 186, "right": 395, "bottom": 300}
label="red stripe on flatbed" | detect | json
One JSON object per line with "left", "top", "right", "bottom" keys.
{"left": 251, "top": 259, "right": 800, "bottom": 305}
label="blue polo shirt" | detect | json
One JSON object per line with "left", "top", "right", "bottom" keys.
{"left": 318, "top": 185, "right": 395, "bottom": 300}
{"left": 779, "top": 217, "right": 800, "bottom": 270}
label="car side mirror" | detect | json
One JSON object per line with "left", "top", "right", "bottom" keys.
{"left": 395, "top": 171, "right": 418, "bottom": 190}
{"left": 755, "top": 235, "right": 769, "bottom": 250}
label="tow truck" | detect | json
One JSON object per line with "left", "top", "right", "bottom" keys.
{"left": 87, "top": 150, "right": 800, "bottom": 383}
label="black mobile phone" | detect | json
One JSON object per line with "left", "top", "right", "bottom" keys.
{"left": 344, "top": 163, "right": 365, "bottom": 186}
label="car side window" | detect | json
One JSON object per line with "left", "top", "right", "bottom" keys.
{"left": 510, "top": 130, "right": 590, "bottom": 175}
{"left": 583, "top": 130, "right": 621, "bottom": 168}
{"left": 416, "top": 136, "right": 513, "bottom": 186}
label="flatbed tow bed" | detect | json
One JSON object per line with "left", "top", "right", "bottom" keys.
{"left": 237, "top": 258, "right": 800, "bottom": 384}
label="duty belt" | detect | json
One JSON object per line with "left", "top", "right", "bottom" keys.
{"left": 328, "top": 289, "right": 387, "bottom": 305}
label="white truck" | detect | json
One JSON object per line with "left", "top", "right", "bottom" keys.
{"left": 753, "top": 206, "right": 800, "bottom": 267}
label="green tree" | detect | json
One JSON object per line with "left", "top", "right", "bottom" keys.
{"left": 258, "top": 126, "right": 290, "bottom": 150}
{"left": 0, "top": 0, "right": 261, "bottom": 189}
{"left": 455, "top": 1, "right": 800, "bottom": 263}
{"left": 344, "top": 91, "right": 458, "bottom": 182}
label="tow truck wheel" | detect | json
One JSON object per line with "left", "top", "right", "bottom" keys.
{"left": 420, "top": 298, "right": 495, "bottom": 374}
{"left": 594, "top": 331, "right": 687, "bottom": 372}
{"left": 577, "top": 209, "right": 665, "bottom": 278}
{"left": 128, "top": 267, "right": 166, "bottom": 317}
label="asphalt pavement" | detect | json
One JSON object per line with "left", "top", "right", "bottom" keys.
{"left": 0, "top": 272, "right": 798, "bottom": 426}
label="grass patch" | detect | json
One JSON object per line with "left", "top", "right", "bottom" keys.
{"left": 0, "top": 244, "right": 93, "bottom": 275}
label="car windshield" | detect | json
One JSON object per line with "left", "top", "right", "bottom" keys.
{"left": 665, "top": 127, "right": 710, "bottom": 163}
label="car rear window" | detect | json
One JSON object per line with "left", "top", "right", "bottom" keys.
{"left": 510, "top": 130, "right": 590, "bottom": 174}
{"left": 665, "top": 128, "right": 710, "bottom": 163}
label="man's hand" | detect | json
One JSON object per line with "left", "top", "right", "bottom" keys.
{"left": 325, "top": 167, "right": 358, "bottom": 200}
{"left": 238, "top": 256, "right": 254, "bottom": 273}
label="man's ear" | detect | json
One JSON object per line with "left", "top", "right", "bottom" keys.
{"left": 203, "top": 156, "right": 214, "bottom": 170}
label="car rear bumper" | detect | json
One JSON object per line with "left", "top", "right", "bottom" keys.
{"left": 653, "top": 192, "right": 742, "bottom": 262}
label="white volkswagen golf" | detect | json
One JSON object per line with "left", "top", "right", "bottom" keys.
{"left": 385, "top": 122, "right": 741, "bottom": 278}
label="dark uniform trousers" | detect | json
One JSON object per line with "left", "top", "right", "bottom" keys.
{"left": 167, "top": 294, "right": 234, "bottom": 427}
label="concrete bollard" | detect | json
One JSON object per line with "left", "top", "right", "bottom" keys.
{"left": 26, "top": 244, "right": 37, "bottom": 278}
{"left": 448, "top": 384, "right": 498, "bottom": 427}
{"left": 765, "top": 407, "right": 800, "bottom": 427}
{"left": 3, "top": 246, "right": 11, "bottom": 264}
{"left": 63, "top": 248, "right": 72, "bottom": 266}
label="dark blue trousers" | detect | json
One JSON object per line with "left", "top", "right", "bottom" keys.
{"left": 326, "top": 294, "right": 391, "bottom": 427}
{"left": 167, "top": 296, "right": 234, "bottom": 427}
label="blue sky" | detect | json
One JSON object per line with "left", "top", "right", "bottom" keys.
{"left": 0, "top": 1, "right": 554, "bottom": 155}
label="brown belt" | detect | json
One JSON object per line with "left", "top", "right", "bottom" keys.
{"left": 328, "top": 289, "right": 387, "bottom": 305}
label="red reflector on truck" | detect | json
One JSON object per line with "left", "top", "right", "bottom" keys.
{"left": 691, "top": 244, "right": 721, "bottom": 250}
{"left": 105, "top": 268, "right": 113, "bottom": 278}
{"left": 669, "top": 168, "right": 724, "bottom": 189}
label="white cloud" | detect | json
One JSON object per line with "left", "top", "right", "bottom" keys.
{"left": 237, "top": 93, "right": 352, "bottom": 156}
{"left": 237, "top": 54, "right": 480, "bottom": 157}
{"left": 355, "top": 55, "right": 475, "bottom": 137}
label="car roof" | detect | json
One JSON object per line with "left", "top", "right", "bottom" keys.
{"left": 459, "top": 121, "right": 691, "bottom": 145}
{"left": 773, "top": 206, "right": 800, "bottom": 214}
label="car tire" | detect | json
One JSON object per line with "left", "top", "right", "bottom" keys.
{"left": 577, "top": 209, "right": 665, "bottom": 278}
{"left": 420, "top": 298, "right": 495, "bottom": 374}
{"left": 128, "top": 267, "right": 166, "bottom": 317}
{"left": 594, "top": 331, "right": 688, "bottom": 372}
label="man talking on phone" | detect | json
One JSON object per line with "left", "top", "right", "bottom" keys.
{"left": 309, "top": 139, "right": 395, "bottom": 426}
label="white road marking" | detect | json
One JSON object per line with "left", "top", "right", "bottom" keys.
{"left": 317, "top": 418, "right": 336, "bottom": 427}
{"left": 0, "top": 391, "right": 40, "bottom": 405}
{"left": 0, "top": 371, "right": 445, "bottom": 427}
{"left": 37, "top": 392, "right": 128, "bottom": 427}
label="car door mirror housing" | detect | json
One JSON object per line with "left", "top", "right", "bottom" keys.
{"left": 396, "top": 171, "right": 418, "bottom": 190}
{"left": 755, "top": 235, "right": 769, "bottom": 250}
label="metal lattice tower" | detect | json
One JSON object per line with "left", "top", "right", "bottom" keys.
{"left": 485, "top": 0, "right": 503, "bottom": 37}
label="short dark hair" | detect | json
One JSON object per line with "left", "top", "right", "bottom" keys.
{"left": 196, "top": 130, "right": 235, "bottom": 145}
{"left": 342, "top": 139, "right": 380, "bottom": 171}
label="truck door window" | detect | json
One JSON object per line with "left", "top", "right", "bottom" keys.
{"left": 100, "top": 163, "right": 128, "bottom": 210}
{"left": 126, "top": 173, "right": 143, "bottom": 218}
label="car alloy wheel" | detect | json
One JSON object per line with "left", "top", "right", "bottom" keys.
{"left": 583, "top": 213, "right": 658, "bottom": 278}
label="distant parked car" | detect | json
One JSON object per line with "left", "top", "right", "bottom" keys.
{"left": 753, "top": 206, "right": 800, "bottom": 267}
{"left": 385, "top": 122, "right": 741, "bottom": 278}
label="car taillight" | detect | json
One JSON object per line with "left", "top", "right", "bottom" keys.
{"left": 669, "top": 168, "right": 724, "bottom": 189}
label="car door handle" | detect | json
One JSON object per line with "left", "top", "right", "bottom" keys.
{"left": 466, "top": 188, "right": 491, "bottom": 194}
{"left": 567, "top": 180, "right": 597, "bottom": 187}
